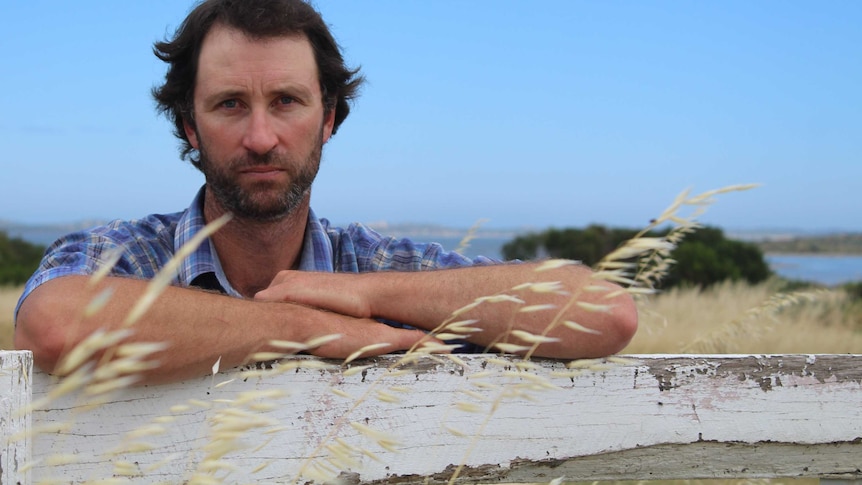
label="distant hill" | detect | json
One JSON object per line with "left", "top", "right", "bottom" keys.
{"left": 749, "top": 233, "right": 862, "bottom": 255}
{"left": 364, "top": 221, "right": 521, "bottom": 240}
{"left": 0, "top": 220, "right": 107, "bottom": 247}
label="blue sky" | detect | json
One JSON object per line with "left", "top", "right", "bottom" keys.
{"left": 3, "top": 1, "right": 860, "bottom": 233}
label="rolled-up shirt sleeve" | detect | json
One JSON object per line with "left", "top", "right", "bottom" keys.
{"left": 14, "top": 216, "right": 179, "bottom": 325}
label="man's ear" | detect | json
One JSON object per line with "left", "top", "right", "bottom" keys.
{"left": 183, "top": 118, "right": 200, "bottom": 149}
{"left": 322, "top": 108, "right": 335, "bottom": 144}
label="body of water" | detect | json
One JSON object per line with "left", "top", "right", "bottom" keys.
{"left": 414, "top": 236, "right": 509, "bottom": 261}
{"left": 765, "top": 254, "right": 862, "bottom": 286}
{"left": 433, "top": 237, "right": 862, "bottom": 287}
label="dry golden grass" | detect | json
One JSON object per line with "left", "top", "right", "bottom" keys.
{"left": 625, "top": 279, "right": 862, "bottom": 354}
{"left": 0, "top": 285, "right": 23, "bottom": 350}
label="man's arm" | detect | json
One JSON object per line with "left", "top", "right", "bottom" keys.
{"left": 14, "top": 275, "right": 431, "bottom": 384}
{"left": 255, "top": 262, "right": 639, "bottom": 359}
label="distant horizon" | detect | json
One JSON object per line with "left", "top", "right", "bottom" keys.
{"left": 2, "top": 216, "right": 859, "bottom": 240}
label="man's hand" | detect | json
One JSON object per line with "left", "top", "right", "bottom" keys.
{"left": 254, "top": 265, "right": 639, "bottom": 361}
{"left": 255, "top": 270, "right": 372, "bottom": 318}
{"left": 255, "top": 271, "right": 444, "bottom": 356}
{"left": 284, "top": 311, "right": 437, "bottom": 360}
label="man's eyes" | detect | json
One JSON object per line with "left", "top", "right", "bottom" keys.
{"left": 216, "top": 96, "right": 295, "bottom": 110}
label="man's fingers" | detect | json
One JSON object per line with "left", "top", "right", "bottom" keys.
{"left": 255, "top": 274, "right": 371, "bottom": 318}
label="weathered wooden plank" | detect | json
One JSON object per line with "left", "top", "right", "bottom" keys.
{"left": 24, "top": 354, "right": 862, "bottom": 483}
{"left": 0, "top": 350, "right": 32, "bottom": 485}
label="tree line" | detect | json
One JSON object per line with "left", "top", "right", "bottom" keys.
{"left": 0, "top": 230, "right": 46, "bottom": 286}
{"left": 502, "top": 225, "right": 772, "bottom": 289}
{"left": 754, "top": 233, "right": 862, "bottom": 255}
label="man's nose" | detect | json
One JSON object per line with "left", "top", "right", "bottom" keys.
{"left": 242, "top": 111, "right": 278, "bottom": 155}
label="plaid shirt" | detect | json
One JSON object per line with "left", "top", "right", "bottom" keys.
{"left": 16, "top": 187, "right": 497, "bottom": 324}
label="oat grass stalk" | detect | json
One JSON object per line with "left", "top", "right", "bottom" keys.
{"left": 124, "top": 213, "right": 231, "bottom": 327}
{"left": 453, "top": 218, "right": 490, "bottom": 255}
{"left": 23, "top": 214, "right": 235, "bottom": 479}
{"left": 286, "top": 347, "right": 449, "bottom": 483}
{"left": 518, "top": 184, "right": 759, "bottom": 360}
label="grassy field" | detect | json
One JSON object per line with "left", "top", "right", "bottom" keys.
{"left": 0, "top": 285, "right": 21, "bottom": 350}
{"left": 624, "top": 279, "right": 862, "bottom": 354}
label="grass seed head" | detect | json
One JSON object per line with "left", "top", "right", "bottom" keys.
{"left": 343, "top": 364, "right": 372, "bottom": 377}
{"left": 375, "top": 390, "right": 401, "bottom": 403}
{"left": 575, "top": 301, "right": 615, "bottom": 313}
{"left": 493, "top": 342, "right": 532, "bottom": 353}
{"left": 55, "top": 328, "right": 134, "bottom": 376}
{"left": 304, "top": 333, "right": 343, "bottom": 349}
{"left": 518, "top": 303, "right": 558, "bottom": 313}
{"left": 344, "top": 342, "right": 391, "bottom": 364}
{"left": 433, "top": 332, "right": 468, "bottom": 341}
{"left": 83, "top": 287, "right": 115, "bottom": 317}
{"left": 267, "top": 339, "right": 307, "bottom": 351}
{"left": 510, "top": 329, "right": 561, "bottom": 344}
{"left": 416, "top": 342, "right": 462, "bottom": 353}
{"left": 44, "top": 453, "right": 80, "bottom": 466}
{"left": 85, "top": 374, "right": 141, "bottom": 396}
{"left": 124, "top": 424, "right": 168, "bottom": 439}
{"left": 562, "top": 320, "right": 602, "bottom": 335}
{"left": 535, "top": 259, "right": 580, "bottom": 271}
{"left": 475, "top": 294, "right": 525, "bottom": 304}
{"left": 454, "top": 401, "right": 484, "bottom": 413}
{"left": 88, "top": 247, "right": 125, "bottom": 287}
{"left": 444, "top": 425, "right": 468, "bottom": 437}
{"left": 445, "top": 354, "right": 468, "bottom": 367}
{"left": 331, "top": 388, "right": 354, "bottom": 399}
{"left": 249, "top": 351, "right": 287, "bottom": 362}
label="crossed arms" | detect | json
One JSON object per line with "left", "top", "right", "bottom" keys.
{"left": 15, "top": 262, "right": 638, "bottom": 384}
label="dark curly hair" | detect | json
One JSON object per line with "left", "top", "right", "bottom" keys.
{"left": 152, "top": 0, "right": 364, "bottom": 169}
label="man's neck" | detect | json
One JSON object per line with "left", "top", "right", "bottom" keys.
{"left": 203, "top": 189, "right": 310, "bottom": 298}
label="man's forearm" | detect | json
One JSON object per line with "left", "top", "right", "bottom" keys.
{"left": 257, "top": 263, "right": 639, "bottom": 359}
{"left": 15, "top": 275, "right": 430, "bottom": 384}
{"left": 360, "top": 263, "right": 638, "bottom": 358}
{"left": 16, "top": 276, "right": 296, "bottom": 383}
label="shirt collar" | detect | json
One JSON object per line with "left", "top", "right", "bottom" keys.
{"left": 175, "top": 185, "right": 335, "bottom": 293}
{"left": 176, "top": 186, "right": 217, "bottom": 289}
{"left": 298, "top": 207, "right": 334, "bottom": 272}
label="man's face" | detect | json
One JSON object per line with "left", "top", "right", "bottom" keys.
{"left": 184, "top": 25, "right": 335, "bottom": 221}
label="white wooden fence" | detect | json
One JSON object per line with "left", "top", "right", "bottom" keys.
{"left": 2, "top": 350, "right": 861, "bottom": 484}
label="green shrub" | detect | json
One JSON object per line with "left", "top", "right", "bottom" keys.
{"left": 502, "top": 225, "right": 771, "bottom": 289}
{"left": 0, "top": 230, "right": 46, "bottom": 286}
{"left": 841, "top": 281, "right": 862, "bottom": 300}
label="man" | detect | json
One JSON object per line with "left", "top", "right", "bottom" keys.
{"left": 14, "top": 0, "right": 637, "bottom": 384}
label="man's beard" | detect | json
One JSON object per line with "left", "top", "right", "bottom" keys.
{"left": 198, "top": 130, "right": 323, "bottom": 222}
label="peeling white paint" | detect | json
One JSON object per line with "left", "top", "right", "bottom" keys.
{"left": 0, "top": 351, "right": 32, "bottom": 485}
{"left": 3, "top": 352, "right": 861, "bottom": 484}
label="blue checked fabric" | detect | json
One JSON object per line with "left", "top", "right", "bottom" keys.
{"left": 15, "top": 186, "right": 498, "bottom": 327}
